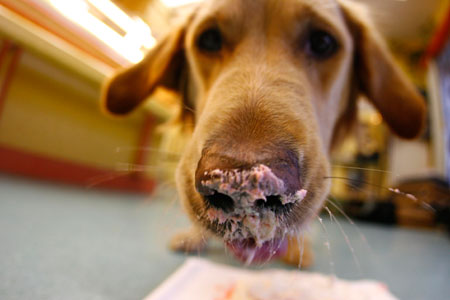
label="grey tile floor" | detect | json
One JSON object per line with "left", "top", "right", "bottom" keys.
{"left": 0, "top": 174, "right": 449, "bottom": 300}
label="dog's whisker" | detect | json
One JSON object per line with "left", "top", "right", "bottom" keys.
{"left": 331, "top": 164, "right": 393, "bottom": 174}
{"left": 115, "top": 145, "right": 181, "bottom": 155}
{"left": 182, "top": 104, "right": 196, "bottom": 114}
{"left": 325, "top": 198, "right": 372, "bottom": 255}
{"left": 115, "top": 162, "right": 177, "bottom": 173}
{"left": 200, "top": 232, "right": 208, "bottom": 246}
{"left": 313, "top": 2, "right": 339, "bottom": 9}
{"left": 324, "top": 176, "right": 435, "bottom": 211}
{"left": 335, "top": 179, "right": 372, "bottom": 197}
{"left": 324, "top": 206, "right": 362, "bottom": 276}
{"left": 115, "top": 146, "right": 181, "bottom": 161}
{"left": 323, "top": 176, "right": 383, "bottom": 188}
{"left": 271, "top": 235, "right": 285, "bottom": 263}
{"left": 297, "top": 233, "right": 306, "bottom": 270}
{"left": 85, "top": 170, "right": 134, "bottom": 188}
{"left": 162, "top": 190, "right": 180, "bottom": 216}
{"left": 196, "top": 238, "right": 202, "bottom": 257}
{"left": 387, "top": 187, "right": 435, "bottom": 211}
{"left": 244, "top": 247, "right": 256, "bottom": 266}
{"left": 316, "top": 215, "right": 336, "bottom": 276}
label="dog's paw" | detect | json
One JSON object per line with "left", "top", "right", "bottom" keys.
{"left": 169, "top": 228, "right": 208, "bottom": 253}
{"left": 280, "top": 235, "right": 314, "bottom": 268}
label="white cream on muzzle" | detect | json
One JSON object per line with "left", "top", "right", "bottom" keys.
{"left": 201, "top": 164, "right": 307, "bottom": 246}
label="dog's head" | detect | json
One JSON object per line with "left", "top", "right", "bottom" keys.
{"left": 102, "top": 0, "right": 425, "bottom": 262}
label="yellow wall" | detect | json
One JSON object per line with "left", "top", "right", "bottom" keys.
{"left": 0, "top": 2, "right": 179, "bottom": 184}
{"left": 0, "top": 48, "right": 147, "bottom": 171}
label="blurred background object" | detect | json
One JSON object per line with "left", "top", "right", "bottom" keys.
{"left": 329, "top": 0, "right": 450, "bottom": 230}
{"left": 0, "top": 0, "right": 181, "bottom": 192}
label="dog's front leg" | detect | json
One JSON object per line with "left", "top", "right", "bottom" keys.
{"left": 169, "top": 226, "right": 210, "bottom": 253}
{"left": 280, "top": 234, "right": 314, "bottom": 268}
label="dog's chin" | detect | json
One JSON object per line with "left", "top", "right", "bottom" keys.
{"left": 226, "top": 237, "right": 288, "bottom": 264}
{"left": 201, "top": 209, "right": 291, "bottom": 264}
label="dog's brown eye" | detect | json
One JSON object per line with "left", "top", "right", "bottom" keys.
{"left": 197, "top": 28, "right": 222, "bottom": 52}
{"left": 307, "top": 30, "right": 338, "bottom": 59}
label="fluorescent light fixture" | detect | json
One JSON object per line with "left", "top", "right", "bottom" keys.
{"left": 86, "top": 0, "right": 136, "bottom": 32}
{"left": 160, "top": 0, "right": 203, "bottom": 8}
{"left": 49, "top": 0, "right": 156, "bottom": 63}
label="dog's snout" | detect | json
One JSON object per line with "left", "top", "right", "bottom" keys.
{"left": 195, "top": 148, "right": 303, "bottom": 214}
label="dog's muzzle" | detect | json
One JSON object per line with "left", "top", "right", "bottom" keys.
{"left": 194, "top": 149, "right": 307, "bottom": 249}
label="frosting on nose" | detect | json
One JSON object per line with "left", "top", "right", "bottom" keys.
{"left": 199, "top": 164, "right": 306, "bottom": 208}
{"left": 197, "top": 164, "right": 308, "bottom": 246}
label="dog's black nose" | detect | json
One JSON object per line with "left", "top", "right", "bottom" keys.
{"left": 195, "top": 148, "right": 302, "bottom": 214}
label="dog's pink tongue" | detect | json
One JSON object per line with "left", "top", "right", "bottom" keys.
{"left": 226, "top": 238, "right": 288, "bottom": 264}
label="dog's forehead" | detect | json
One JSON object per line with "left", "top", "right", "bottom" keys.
{"left": 192, "top": 0, "right": 346, "bottom": 29}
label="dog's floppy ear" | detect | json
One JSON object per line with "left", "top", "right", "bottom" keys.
{"left": 101, "top": 23, "right": 188, "bottom": 116}
{"left": 340, "top": 1, "right": 426, "bottom": 139}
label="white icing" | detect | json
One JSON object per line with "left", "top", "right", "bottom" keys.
{"left": 202, "top": 164, "right": 307, "bottom": 245}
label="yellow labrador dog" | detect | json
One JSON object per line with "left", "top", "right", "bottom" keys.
{"left": 102, "top": 0, "right": 425, "bottom": 266}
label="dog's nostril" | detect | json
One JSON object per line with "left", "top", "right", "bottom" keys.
{"left": 266, "top": 195, "right": 284, "bottom": 210}
{"left": 256, "top": 195, "right": 290, "bottom": 213}
{"left": 255, "top": 199, "right": 266, "bottom": 207}
{"left": 205, "top": 192, "right": 235, "bottom": 212}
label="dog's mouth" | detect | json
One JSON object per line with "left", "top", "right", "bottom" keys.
{"left": 205, "top": 202, "right": 298, "bottom": 264}
{"left": 205, "top": 196, "right": 303, "bottom": 243}
{"left": 226, "top": 237, "right": 288, "bottom": 264}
